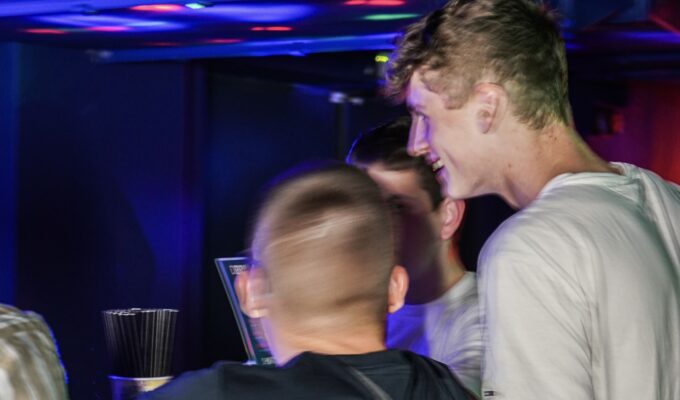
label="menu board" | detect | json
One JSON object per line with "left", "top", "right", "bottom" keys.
{"left": 215, "top": 257, "right": 275, "bottom": 366}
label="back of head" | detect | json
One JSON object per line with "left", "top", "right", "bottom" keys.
{"left": 347, "top": 116, "right": 443, "bottom": 209}
{"left": 387, "top": 0, "right": 569, "bottom": 130}
{"left": 252, "top": 162, "right": 395, "bottom": 329}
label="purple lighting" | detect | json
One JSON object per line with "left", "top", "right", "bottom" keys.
{"left": 23, "top": 28, "right": 67, "bottom": 35}
{"left": 191, "top": 4, "right": 314, "bottom": 22}
{"left": 614, "top": 31, "right": 680, "bottom": 44}
{"left": 88, "top": 26, "right": 130, "bottom": 32}
{"left": 130, "top": 4, "right": 184, "bottom": 12}
{"left": 35, "top": 14, "right": 185, "bottom": 32}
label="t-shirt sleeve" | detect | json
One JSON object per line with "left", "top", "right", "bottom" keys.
{"left": 441, "top": 304, "right": 483, "bottom": 398}
{"left": 477, "top": 222, "right": 593, "bottom": 400}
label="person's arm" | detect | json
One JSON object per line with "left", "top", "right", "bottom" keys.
{"left": 0, "top": 307, "right": 69, "bottom": 400}
{"left": 478, "top": 228, "right": 593, "bottom": 399}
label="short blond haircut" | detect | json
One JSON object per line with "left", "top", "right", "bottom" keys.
{"left": 251, "top": 163, "right": 395, "bottom": 325}
{"left": 387, "top": 0, "right": 570, "bottom": 130}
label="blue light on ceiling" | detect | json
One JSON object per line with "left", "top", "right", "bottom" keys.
{"left": 614, "top": 31, "right": 680, "bottom": 44}
{"left": 36, "top": 14, "right": 185, "bottom": 31}
{"left": 97, "top": 33, "right": 399, "bottom": 63}
{"left": 192, "top": 4, "right": 314, "bottom": 23}
{"left": 185, "top": 3, "right": 206, "bottom": 10}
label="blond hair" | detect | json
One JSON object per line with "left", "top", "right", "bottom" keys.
{"left": 252, "top": 163, "right": 394, "bottom": 326}
{"left": 387, "top": 0, "right": 570, "bottom": 130}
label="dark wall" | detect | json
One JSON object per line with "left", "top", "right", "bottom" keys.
{"left": 0, "top": 43, "right": 19, "bottom": 304}
{"left": 202, "top": 75, "right": 344, "bottom": 365}
{"left": 15, "top": 44, "right": 203, "bottom": 399}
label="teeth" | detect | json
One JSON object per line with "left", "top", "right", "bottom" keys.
{"left": 431, "top": 159, "right": 444, "bottom": 173}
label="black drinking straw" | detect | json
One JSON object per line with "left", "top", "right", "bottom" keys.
{"left": 103, "top": 308, "right": 178, "bottom": 377}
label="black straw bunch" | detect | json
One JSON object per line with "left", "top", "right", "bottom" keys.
{"left": 103, "top": 308, "right": 178, "bottom": 378}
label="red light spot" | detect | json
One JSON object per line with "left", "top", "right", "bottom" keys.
{"left": 368, "top": 0, "right": 405, "bottom": 5}
{"left": 23, "top": 28, "right": 66, "bottom": 35}
{"left": 130, "top": 4, "right": 184, "bottom": 12}
{"left": 266, "top": 26, "right": 292, "bottom": 31}
{"left": 88, "top": 26, "right": 130, "bottom": 32}
{"left": 205, "top": 38, "right": 243, "bottom": 44}
{"left": 345, "top": 0, "right": 404, "bottom": 5}
{"left": 251, "top": 26, "right": 293, "bottom": 32}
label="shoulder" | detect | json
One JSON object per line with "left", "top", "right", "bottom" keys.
{"left": 141, "top": 362, "right": 265, "bottom": 400}
{"left": 0, "top": 304, "right": 58, "bottom": 354}
{"left": 437, "top": 273, "right": 481, "bottom": 323}
{"left": 477, "top": 191, "right": 599, "bottom": 302}
{"left": 0, "top": 304, "right": 46, "bottom": 329}
{"left": 480, "top": 179, "right": 632, "bottom": 263}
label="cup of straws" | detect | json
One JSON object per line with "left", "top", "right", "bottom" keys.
{"left": 103, "top": 308, "right": 178, "bottom": 400}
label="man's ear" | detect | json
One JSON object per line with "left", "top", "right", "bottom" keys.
{"left": 387, "top": 265, "right": 409, "bottom": 314}
{"left": 235, "top": 268, "right": 269, "bottom": 318}
{"left": 473, "top": 82, "right": 506, "bottom": 134}
{"left": 439, "top": 198, "right": 465, "bottom": 240}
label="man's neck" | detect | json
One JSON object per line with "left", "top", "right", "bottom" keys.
{"left": 270, "top": 319, "right": 386, "bottom": 365}
{"left": 405, "top": 246, "right": 466, "bottom": 305}
{"left": 498, "top": 124, "right": 619, "bottom": 209}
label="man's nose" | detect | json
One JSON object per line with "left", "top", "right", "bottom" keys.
{"left": 408, "top": 118, "right": 429, "bottom": 157}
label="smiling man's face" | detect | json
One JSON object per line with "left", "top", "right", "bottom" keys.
{"left": 406, "top": 70, "right": 491, "bottom": 200}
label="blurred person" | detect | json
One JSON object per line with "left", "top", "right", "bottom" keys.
{"left": 142, "top": 163, "right": 473, "bottom": 399}
{"left": 387, "top": 0, "right": 680, "bottom": 399}
{"left": 0, "top": 304, "right": 69, "bottom": 399}
{"left": 348, "top": 116, "right": 482, "bottom": 397}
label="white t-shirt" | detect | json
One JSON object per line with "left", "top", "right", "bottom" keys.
{"left": 387, "top": 271, "right": 483, "bottom": 397}
{"left": 478, "top": 163, "right": 680, "bottom": 400}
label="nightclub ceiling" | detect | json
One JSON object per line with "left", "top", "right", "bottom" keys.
{"left": 0, "top": 0, "right": 679, "bottom": 62}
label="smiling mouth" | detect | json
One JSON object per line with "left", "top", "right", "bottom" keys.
{"left": 431, "top": 159, "right": 444, "bottom": 174}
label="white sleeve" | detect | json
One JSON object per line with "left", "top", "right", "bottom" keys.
{"left": 478, "top": 227, "right": 594, "bottom": 400}
{"left": 441, "top": 304, "right": 483, "bottom": 398}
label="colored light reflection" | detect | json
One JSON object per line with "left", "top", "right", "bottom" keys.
{"left": 251, "top": 26, "right": 293, "bottom": 31}
{"left": 36, "top": 14, "right": 184, "bottom": 31}
{"left": 128, "top": 21, "right": 167, "bottom": 27}
{"left": 204, "top": 38, "right": 243, "bottom": 44}
{"left": 87, "top": 26, "right": 130, "bottom": 32}
{"left": 130, "top": 4, "right": 184, "bottom": 12}
{"left": 345, "top": 0, "right": 405, "bottom": 5}
{"left": 375, "top": 54, "right": 389, "bottom": 63}
{"left": 616, "top": 31, "right": 680, "bottom": 44}
{"left": 364, "top": 13, "right": 418, "bottom": 20}
{"left": 23, "top": 28, "right": 66, "bottom": 35}
{"left": 185, "top": 3, "right": 206, "bottom": 9}
{"left": 195, "top": 4, "right": 313, "bottom": 22}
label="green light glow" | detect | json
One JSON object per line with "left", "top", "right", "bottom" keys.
{"left": 363, "top": 13, "right": 419, "bottom": 21}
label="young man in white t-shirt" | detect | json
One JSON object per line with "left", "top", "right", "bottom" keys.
{"left": 387, "top": 0, "right": 680, "bottom": 399}
{"left": 348, "top": 117, "right": 482, "bottom": 397}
